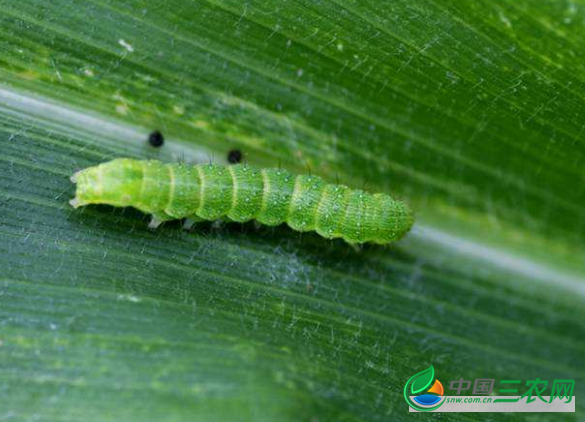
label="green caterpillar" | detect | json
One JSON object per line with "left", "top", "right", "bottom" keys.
{"left": 70, "top": 159, "right": 413, "bottom": 244}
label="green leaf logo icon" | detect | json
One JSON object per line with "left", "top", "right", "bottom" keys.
{"left": 410, "top": 365, "right": 435, "bottom": 394}
{"left": 403, "top": 365, "right": 445, "bottom": 412}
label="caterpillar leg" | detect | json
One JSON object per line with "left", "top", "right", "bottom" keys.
{"left": 148, "top": 211, "right": 176, "bottom": 229}
{"left": 212, "top": 216, "right": 237, "bottom": 229}
{"left": 348, "top": 242, "right": 363, "bottom": 253}
{"left": 183, "top": 214, "right": 205, "bottom": 230}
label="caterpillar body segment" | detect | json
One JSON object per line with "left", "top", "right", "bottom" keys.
{"left": 70, "top": 158, "right": 413, "bottom": 245}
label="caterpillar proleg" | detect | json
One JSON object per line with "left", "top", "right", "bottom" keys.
{"left": 70, "top": 159, "right": 413, "bottom": 245}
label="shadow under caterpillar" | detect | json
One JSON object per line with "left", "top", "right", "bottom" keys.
{"left": 70, "top": 158, "right": 413, "bottom": 245}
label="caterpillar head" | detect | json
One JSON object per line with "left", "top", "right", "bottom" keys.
{"left": 70, "top": 158, "right": 143, "bottom": 208}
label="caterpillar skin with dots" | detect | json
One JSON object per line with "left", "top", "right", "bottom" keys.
{"left": 70, "top": 159, "right": 413, "bottom": 245}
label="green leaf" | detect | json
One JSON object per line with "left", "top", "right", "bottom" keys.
{"left": 1, "top": 0, "right": 584, "bottom": 421}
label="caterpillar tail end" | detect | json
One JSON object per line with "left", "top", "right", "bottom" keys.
{"left": 69, "top": 198, "right": 82, "bottom": 208}
{"left": 69, "top": 170, "right": 85, "bottom": 208}
{"left": 70, "top": 171, "right": 80, "bottom": 183}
